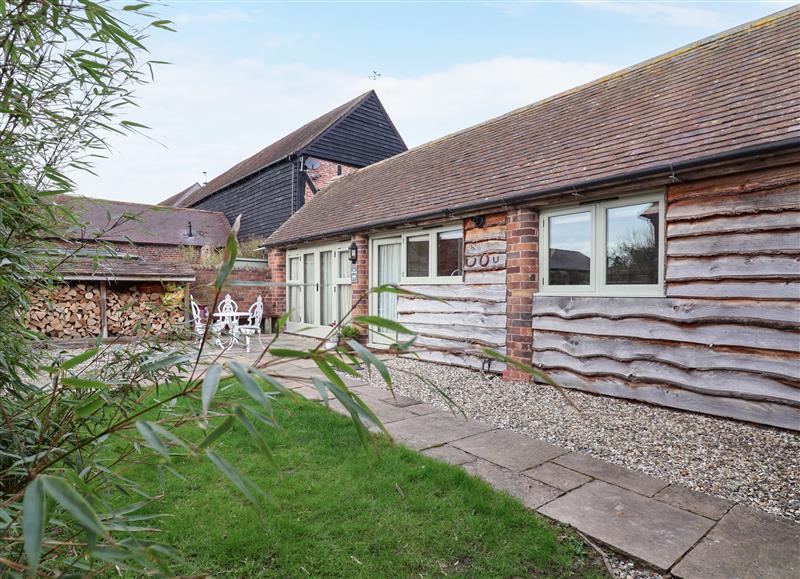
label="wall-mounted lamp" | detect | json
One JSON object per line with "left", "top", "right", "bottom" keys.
{"left": 348, "top": 241, "right": 358, "bottom": 264}
{"left": 470, "top": 215, "right": 486, "bottom": 228}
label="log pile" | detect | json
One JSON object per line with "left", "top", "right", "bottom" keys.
{"left": 106, "top": 285, "right": 184, "bottom": 336}
{"left": 25, "top": 283, "right": 102, "bottom": 338}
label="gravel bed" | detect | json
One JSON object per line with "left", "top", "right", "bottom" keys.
{"left": 357, "top": 358, "right": 800, "bottom": 523}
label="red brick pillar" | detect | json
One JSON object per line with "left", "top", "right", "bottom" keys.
{"left": 503, "top": 207, "right": 539, "bottom": 381}
{"left": 350, "top": 233, "right": 370, "bottom": 342}
{"left": 267, "top": 247, "right": 286, "bottom": 323}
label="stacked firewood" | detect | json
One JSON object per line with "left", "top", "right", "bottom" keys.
{"left": 25, "top": 284, "right": 102, "bottom": 338}
{"left": 106, "top": 285, "right": 184, "bottom": 336}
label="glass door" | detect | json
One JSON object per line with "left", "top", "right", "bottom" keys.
{"left": 369, "top": 237, "right": 402, "bottom": 347}
{"left": 286, "top": 243, "right": 351, "bottom": 337}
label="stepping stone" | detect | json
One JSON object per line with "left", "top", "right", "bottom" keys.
{"left": 406, "top": 403, "right": 442, "bottom": 416}
{"left": 654, "top": 484, "right": 733, "bottom": 521}
{"left": 452, "top": 430, "right": 566, "bottom": 472}
{"left": 422, "top": 444, "right": 476, "bottom": 466}
{"left": 350, "top": 386, "right": 420, "bottom": 408}
{"left": 554, "top": 452, "right": 668, "bottom": 496}
{"left": 525, "top": 462, "right": 591, "bottom": 491}
{"left": 383, "top": 413, "right": 494, "bottom": 450}
{"left": 346, "top": 395, "right": 417, "bottom": 424}
{"left": 672, "top": 505, "right": 800, "bottom": 579}
{"left": 539, "top": 480, "right": 714, "bottom": 571}
{"left": 293, "top": 385, "right": 329, "bottom": 401}
{"left": 463, "top": 459, "right": 562, "bottom": 509}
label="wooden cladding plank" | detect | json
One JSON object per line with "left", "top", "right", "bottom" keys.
{"left": 405, "top": 350, "right": 506, "bottom": 373}
{"left": 464, "top": 253, "right": 507, "bottom": 272}
{"left": 414, "top": 333, "right": 507, "bottom": 355}
{"left": 533, "top": 330, "right": 800, "bottom": 380}
{"left": 464, "top": 270, "right": 506, "bottom": 284}
{"left": 397, "top": 297, "right": 506, "bottom": 315}
{"left": 667, "top": 211, "right": 800, "bottom": 238}
{"left": 667, "top": 188, "right": 800, "bottom": 221}
{"left": 666, "top": 255, "right": 800, "bottom": 282}
{"left": 401, "top": 283, "right": 506, "bottom": 303}
{"left": 531, "top": 315, "right": 799, "bottom": 353}
{"left": 531, "top": 295, "right": 800, "bottom": 327}
{"left": 667, "top": 281, "right": 800, "bottom": 300}
{"left": 398, "top": 311, "right": 506, "bottom": 328}
{"left": 666, "top": 163, "right": 800, "bottom": 202}
{"left": 465, "top": 240, "right": 506, "bottom": 256}
{"left": 535, "top": 350, "right": 800, "bottom": 405}
{"left": 465, "top": 224, "right": 506, "bottom": 243}
{"left": 542, "top": 370, "right": 800, "bottom": 431}
{"left": 403, "top": 322, "right": 506, "bottom": 348}
{"left": 666, "top": 231, "right": 800, "bottom": 257}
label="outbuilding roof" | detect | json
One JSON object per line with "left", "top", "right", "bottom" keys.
{"left": 172, "top": 91, "right": 383, "bottom": 207}
{"left": 267, "top": 7, "right": 800, "bottom": 247}
{"left": 54, "top": 257, "right": 196, "bottom": 282}
{"left": 58, "top": 196, "right": 230, "bottom": 247}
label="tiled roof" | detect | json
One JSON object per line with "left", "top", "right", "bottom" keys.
{"left": 58, "top": 196, "right": 230, "bottom": 247}
{"left": 173, "top": 91, "right": 376, "bottom": 207}
{"left": 267, "top": 7, "right": 800, "bottom": 246}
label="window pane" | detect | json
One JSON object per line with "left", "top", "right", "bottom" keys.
{"left": 320, "top": 251, "right": 334, "bottom": 326}
{"left": 406, "top": 235, "right": 429, "bottom": 277}
{"left": 337, "top": 284, "right": 352, "bottom": 323}
{"left": 548, "top": 212, "right": 592, "bottom": 285}
{"left": 288, "top": 257, "right": 300, "bottom": 281}
{"left": 303, "top": 253, "right": 315, "bottom": 324}
{"left": 437, "top": 229, "right": 463, "bottom": 277}
{"left": 337, "top": 250, "right": 350, "bottom": 279}
{"left": 606, "top": 202, "right": 660, "bottom": 285}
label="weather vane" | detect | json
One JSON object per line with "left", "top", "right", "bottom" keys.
{"left": 369, "top": 70, "right": 382, "bottom": 81}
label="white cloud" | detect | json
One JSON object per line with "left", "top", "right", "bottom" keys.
{"left": 72, "top": 55, "right": 614, "bottom": 204}
{"left": 577, "top": 1, "right": 727, "bottom": 28}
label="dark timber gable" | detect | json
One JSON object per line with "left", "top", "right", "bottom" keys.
{"left": 170, "top": 91, "right": 406, "bottom": 240}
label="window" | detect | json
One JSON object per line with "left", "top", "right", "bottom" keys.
{"left": 400, "top": 224, "right": 464, "bottom": 283}
{"left": 540, "top": 192, "right": 664, "bottom": 295}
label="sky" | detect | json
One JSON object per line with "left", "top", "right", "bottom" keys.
{"left": 74, "top": 0, "right": 794, "bottom": 204}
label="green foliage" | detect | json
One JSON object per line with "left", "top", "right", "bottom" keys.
{"left": 339, "top": 324, "right": 361, "bottom": 341}
{"left": 110, "top": 396, "right": 604, "bottom": 577}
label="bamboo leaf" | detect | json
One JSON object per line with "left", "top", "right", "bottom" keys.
{"left": 135, "top": 421, "right": 170, "bottom": 457}
{"left": 215, "top": 215, "right": 240, "bottom": 290}
{"left": 23, "top": 478, "right": 45, "bottom": 575}
{"left": 347, "top": 340, "right": 392, "bottom": 390}
{"left": 75, "top": 396, "right": 105, "bottom": 417}
{"left": 205, "top": 450, "right": 267, "bottom": 508}
{"left": 233, "top": 406, "right": 275, "bottom": 464}
{"left": 199, "top": 415, "right": 235, "bottom": 449}
{"left": 201, "top": 364, "right": 223, "bottom": 418}
{"left": 353, "top": 315, "right": 412, "bottom": 335}
{"left": 228, "top": 361, "right": 273, "bottom": 417}
{"left": 61, "top": 377, "right": 111, "bottom": 389}
{"left": 59, "top": 348, "right": 99, "bottom": 371}
{"left": 41, "top": 476, "right": 106, "bottom": 537}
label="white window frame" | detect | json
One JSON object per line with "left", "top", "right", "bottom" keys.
{"left": 285, "top": 241, "right": 352, "bottom": 335}
{"left": 398, "top": 223, "right": 465, "bottom": 285}
{"left": 539, "top": 191, "right": 665, "bottom": 297}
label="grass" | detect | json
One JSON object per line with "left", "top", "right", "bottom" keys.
{"left": 114, "top": 394, "right": 606, "bottom": 577}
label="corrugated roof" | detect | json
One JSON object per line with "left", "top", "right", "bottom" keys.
{"left": 58, "top": 196, "right": 230, "bottom": 247}
{"left": 173, "top": 91, "right": 376, "bottom": 207}
{"left": 267, "top": 7, "right": 800, "bottom": 246}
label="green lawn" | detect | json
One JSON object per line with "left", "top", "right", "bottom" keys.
{"left": 117, "top": 395, "right": 605, "bottom": 577}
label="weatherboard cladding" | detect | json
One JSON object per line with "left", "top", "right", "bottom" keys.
{"left": 191, "top": 160, "right": 297, "bottom": 240}
{"left": 303, "top": 92, "right": 407, "bottom": 167}
{"left": 266, "top": 8, "right": 800, "bottom": 246}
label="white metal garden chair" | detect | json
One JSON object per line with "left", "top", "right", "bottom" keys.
{"left": 234, "top": 295, "right": 264, "bottom": 353}
{"left": 216, "top": 293, "right": 239, "bottom": 333}
{"left": 189, "top": 295, "right": 225, "bottom": 349}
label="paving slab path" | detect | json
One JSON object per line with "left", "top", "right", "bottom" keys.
{"left": 312, "top": 382, "right": 800, "bottom": 577}
{"left": 213, "top": 343, "right": 799, "bottom": 578}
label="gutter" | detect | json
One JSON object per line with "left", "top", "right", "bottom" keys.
{"left": 263, "top": 137, "right": 800, "bottom": 248}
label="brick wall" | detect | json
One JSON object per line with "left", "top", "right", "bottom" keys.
{"left": 54, "top": 240, "right": 203, "bottom": 263}
{"left": 189, "top": 266, "right": 269, "bottom": 322}
{"left": 350, "top": 233, "right": 369, "bottom": 341}
{"left": 266, "top": 247, "right": 286, "bottom": 319}
{"left": 303, "top": 159, "right": 357, "bottom": 203}
{"left": 504, "top": 207, "right": 539, "bottom": 381}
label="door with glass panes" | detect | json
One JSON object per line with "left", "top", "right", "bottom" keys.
{"left": 286, "top": 244, "right": 352, "bottom": 337}
{"left": 368, "top": 236, "right": 402, "bottom": 346}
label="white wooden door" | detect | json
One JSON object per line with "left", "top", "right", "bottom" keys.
{"left": 369, "top": 237, "right": 401, "bottom": 347}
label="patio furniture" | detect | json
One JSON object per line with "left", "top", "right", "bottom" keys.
{"left": 216, "top": 293, "right": 239, "bottom": 333}
{"left": 233, "top": 296, "right": 264, "bottom": 353}
{"left": 189, "top": 294, "right": 225, "bottom": 349}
